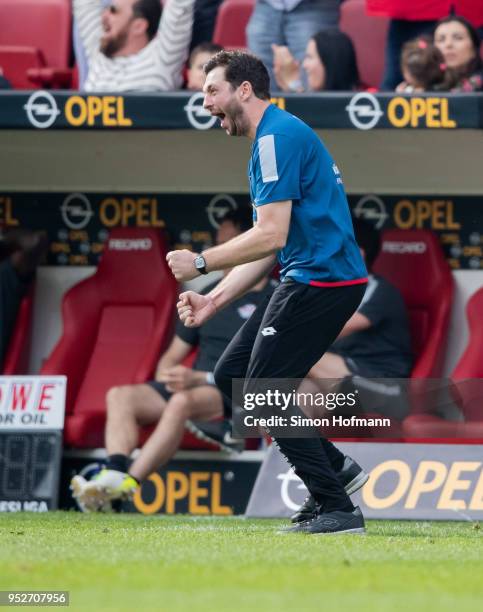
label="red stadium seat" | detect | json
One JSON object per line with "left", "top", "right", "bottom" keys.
{"left": 0, "top": 0, "right": 72, "bottom": 89}
{"left": 373, "top": 229, "right": 454, "bottom": 379}
{"left": 451, "top": 287, "right": 483, "bottom": 382}
{"left": 213, "top": 0, "right": 254, "bottom": 49}
{"left": 340, "top": 0, "right": 389, "bottom": 89}
{"left": 2, "top": 286, "right": 34, "bottom": 375}
{"left": 403, "top": 287, "right": 483, "bottom": 440}
{"left": 0, "top": 46, "right": 45, "bottom": 89}
{"left": 41, "top": 228, "right": 178, "bottom": 448}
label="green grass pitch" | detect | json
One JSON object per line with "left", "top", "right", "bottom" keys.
{"left": 0, "top": 513, "right": 482, "bottom": 612}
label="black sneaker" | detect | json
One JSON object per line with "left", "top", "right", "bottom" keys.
{"left": 185, "top": 419, "right": 245, "bottom": 453}
{"left": 283, "top": 506, "right": 365, "bottom": 535}
{"left": 290, "top": 455, "right": 369, "bottom": 523}
{"left": 340, "top": 455, "right": 369, "bottom": 495}
{"left": 290, "top": 494, "right": 317, "bottom": 524}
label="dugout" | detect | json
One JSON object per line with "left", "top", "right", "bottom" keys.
{"left": 0, "top": 91, "right": 482, "bottom": 518}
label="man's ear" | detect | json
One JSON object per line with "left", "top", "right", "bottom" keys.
{"left": 132, "top": 16, "right": 149, "bottom": 37}
{"left": 239, "top": 80, "right": 253, "bottom": 101}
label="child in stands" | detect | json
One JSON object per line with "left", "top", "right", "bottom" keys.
{"left": 397, "top": 37, "right": 458, "bottom": 92}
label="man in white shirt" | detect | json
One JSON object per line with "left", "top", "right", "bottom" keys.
{"left": 73, "top": 0, "right": 195, "bottom": 91}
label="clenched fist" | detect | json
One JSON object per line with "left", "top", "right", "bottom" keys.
{"left": 177, "top": 291, "right": 217, "bottom": 328}
{"left": 166, "top": 249, "right": 198, "bottom": 281}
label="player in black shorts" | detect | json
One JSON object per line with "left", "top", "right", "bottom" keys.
{"left": 167, "top": 51, "right": 370, "bottom": 534}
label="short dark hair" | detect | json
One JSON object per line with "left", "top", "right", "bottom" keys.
{"left": 352, "top": 217, "right": 381, "bottom": 270}
{"left": 189, "top": 43, "right": 224, "bottom": 68}
{"left": 312, "top": 29, "right": 359, "bottom": 91}
{"left": 220, "top": 205, "right": 253, "bottom": 233}
{"left": 132, "top": 0, "right": 162, "bottom": 41}
{"left": 204, "top": 50, "right": 271, "bottom": 100}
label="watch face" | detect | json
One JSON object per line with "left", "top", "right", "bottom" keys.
{"left": 195, "top": 255, "right": 206, "bottom": 270}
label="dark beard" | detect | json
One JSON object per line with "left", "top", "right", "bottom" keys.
{"left": 100, "top": 30, "right": 129, "bottom": 58}
{"left": 224, "top": 99, "right": 249, "bottom": 137}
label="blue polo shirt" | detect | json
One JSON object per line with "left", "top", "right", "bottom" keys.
{"left": 249, "top": 104, "right": 367, "bottom": 286}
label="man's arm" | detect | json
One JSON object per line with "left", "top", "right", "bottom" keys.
{"left": 208, "top": 256, "right": 276, "bottom": 311}
{"left": 167, "top": 200, "right": 291, "bottom": 281}
{"left": 155, "top": 336, "right": 214, "bottom": 390}
{"left": 72, "top": 0, "right": 103, "bottom": 61}
{"left": 176, "top": 256, "right": 275, "bottom": 328}
{"left": 153, "top": 0, "right": 196, "bottom": 90}
{"left": 156, "top": 336, "right": 193, "bottom": 373}
{"left": 203, "top": 200, "right": 291, "bottom": 270}
{"left": 336, "top": 312, "right": 371, "bottom": 339}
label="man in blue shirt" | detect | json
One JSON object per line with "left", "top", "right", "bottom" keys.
{"left": 167, "top": 50, "right": 368, "bottom": 535}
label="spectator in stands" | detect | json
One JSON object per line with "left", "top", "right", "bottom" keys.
{"left": 396, "top": 37, "right": 458, "bottom": 92}
{"left": 73, "top": 0, "right": 195, "bottom": 92}
{"left": 433, "top": 15, "right": 483, "bottom": 92}
{"left": 368, "top": 1, "right": 483, "bottom": 90}
{"left": 186, "top": 42, "right": 223, "bottom": 91}
{"left": 70, "top": 207, "right": 277, "bottom": 511}
{"left": 367, "top": 0, "right": 447, "bottom": 90}
{"left": 190, "top": 0, "right": 224, "bottom": 50}
{"left": 247, "top": 0, "right": 341, "bottom": 91}
{"left": 74, "top": 0, "right": 109, "bottom": 89}
{"left": 0, "top": 229, "right": 48, "bottom": 370}
{"left": 272, "top": 29, "right": 359, "bottom": 92}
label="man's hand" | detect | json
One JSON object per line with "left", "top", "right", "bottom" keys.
{"left": 166, "top": 249, "right": 199, "bottom": 281}
{"left": 157, "top": 365, "right": 200, "bottom": 392}
{"left": 177, "top": 291, "right": 217, "bottom": 327}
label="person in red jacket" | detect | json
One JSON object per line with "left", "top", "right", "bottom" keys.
{"left": 366, "top": 1, "right": 483, "bottom": 89}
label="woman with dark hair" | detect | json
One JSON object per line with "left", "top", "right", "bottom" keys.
{"left": 272, "top": 29, "right": 359, "bottom": 92}
{"left": 433, "top": 15, "right": 482, "bottom": 92}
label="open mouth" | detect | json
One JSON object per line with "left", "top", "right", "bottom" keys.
{"left": 212, "top": 112, "right": 227, "bottom": 129}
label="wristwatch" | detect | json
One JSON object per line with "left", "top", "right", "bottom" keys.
{"left": 194, "top": 254, "right": 208, "bottom": 275}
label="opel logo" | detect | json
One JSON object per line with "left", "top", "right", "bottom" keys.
{"left": 206, "top": 194, "right": 238, "bottom": 228}
{"left": 353, "top": 195, "right": 388, "bottom": 229}
{"left": 24, "top": 91, "right": 61, "bottom": 129}
{"left": 61, "top": 193, "right": 94, "bottom": 230}
{"left": 346, "top": 92, "right": 383, "bottom": 130}
{"left": 184, "top": 92, "right": 218, "bottom": 130}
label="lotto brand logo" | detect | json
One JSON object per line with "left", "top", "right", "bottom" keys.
{"left": 261, "top": 327, "right": 277, "bottom": 336}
